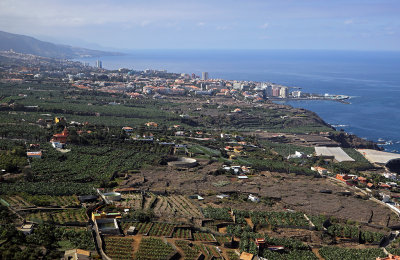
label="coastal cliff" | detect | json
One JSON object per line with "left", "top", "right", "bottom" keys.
{"left": 328, "top": 132, "right": 381, "bottom": 150}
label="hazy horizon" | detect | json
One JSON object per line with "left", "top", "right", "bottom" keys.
{"left": 1, "top": 0, "right": 399, "bottom": 52}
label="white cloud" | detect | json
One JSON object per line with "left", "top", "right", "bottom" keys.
{"left": 197, "top": 22, "right": 205, "bottom": 27}
{"left": 140, "top": 21, "right": 152, "bottom": 27}
{"left": 0, "top": 0, "right": 217, "bottom": 31}
{"left": 344, "top": 19, "right": 354, "bottom": 25}
{"left": 384, "top": 27, "right": 395, "bottom": 35}
{"left": 260, "top": 23, "right": 269, "bottom": 29}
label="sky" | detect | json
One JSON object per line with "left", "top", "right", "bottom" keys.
{"left": 0, "top": 0, "right": 399, "bottom": 51}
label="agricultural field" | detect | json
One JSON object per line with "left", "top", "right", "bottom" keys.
{"left": 174, "top": 240, "right": 202, "bottom": 260}
{"left": 387, "top": 248, "right": 400, "bottom": 256}
{"left": 0, "top": 141, "right": 172, "bottom": 196}
{"left": 104, "top": 237, "right": 134, "bottom": 260}
{"left": 165, "top": 195, "right": 204, "bottom": 218}
{"left": 172, "top": 227, "right": 192, "bottom": 239}
{"left": 25, "top": 208, "right": 87, "bottom": 224}
{"left": 309, "top": 214, "right": 386, "bottom": 243}
{"left": 202, "top": 220, "right": 218, "bottom": 231}
{"left": 143, "top": 194, "right": 158, "bottom": 210}
{"left": 148, "top": 222, "right": 177, "bottom": 237}
{"left": 226, "top": 249, "right": 240, "bottom": 260}
{"left": 318, "top": 247, "right": 386, "bottom": 260}
{"left": 153, "top": 196, "right": 175, "bottom": 217}
{"left": 261, "top": 140, "right": 315, "bottom": 157}
{"left": 250, "top": 211, "right": 309, "bottom": 228}
{"left": 116, "top": 193, "right": 143, "bottom": 209}
{"left": 134, "top": 237, "right": 175, "bottom": 260}
{"left": 2, "top": 59, "right": 400, "bottom": 260}
{"left": 215, "top": 235, "right": 231, "bottom": 246}
{"left": 202, "top": 207, "right": 232, "bottom": 222}
{"left": 327, "top": 224, "right": 385, "bottom": 243}
{"left": 1, "top": 194, "right": 80, "bottom": 208}
{"left": 262, "top": 249, "right": 318, "bottom": 260}
{"left": 193, "top": 232, "right": 217, "bottom": 242}
{"left": 151, "top": 195, "right": 203, "bottom": 218}
{"left": 0, "top": 195, "right": 33, "bottom": 207}
{"left": 192, "top": 243, "right": 223, "bottom": 260}
{"left": 206, "top": 245, "right": 224, "bottom": 259}
{"left": 189, "top": 144, "right": 221, "bottom": 157}
{"left": 122, "top": 222, "right": 153, "bottom": 235}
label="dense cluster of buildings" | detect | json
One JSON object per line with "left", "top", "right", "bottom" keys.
{"left": 68, "top": 69, "right": 309, "bottom": 103}
{"left": 0, "top": 52, "right": 349, "bottom": 104}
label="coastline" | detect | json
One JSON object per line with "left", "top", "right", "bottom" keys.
{"left": 76, "top": 50, "right": 400, "bottom": 154}
{"left": 270, "top": 97, "right": 351, "bottom": 104}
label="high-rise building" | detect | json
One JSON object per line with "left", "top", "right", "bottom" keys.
{"left": 291, "top": 90, "right": 302, "bottom": 98}
{"left": 279, "top": 87, "right": 288, "bottom": 98}
{"left": 96, "top": 60, "right": 102, "bottom": 69}
{"left": 272, "top": 87, "right": 280, "bottom": 97}
{"left": 202, "top": 72, "right": 209, "bottom": 80}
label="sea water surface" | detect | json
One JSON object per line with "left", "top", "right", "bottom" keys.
{"left": 78, "top": 50, "right": 400, "bottom": 153}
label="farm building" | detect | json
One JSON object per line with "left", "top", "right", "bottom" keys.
{"left": 122, "top": 126, "right": 133, "bottom": 133}
{"left": 145, "top": 122, "right": 158, "bottom": 127}
{"left": 94, "top": 218, "right": 120, "bottom": 235}
{"left": 91, "top": 211, "right": 122, "bottom": 222}
{"left": 311, "top": 166, "right": 328, "bottom": 175}
{"left": 358, "top": 149, "right": 400, "bottom": 165}
{"left": 17, "top": 224, "right": 34, "bottom": 235}
{"left": 127, "top": 226, "right": 136, "bottom": 235}
{"left": 377, "top": 254, "right": 400, "bottom": 260}
{"left": 54, "top": 116, "right": 66, "bottom": 124}
{"left": 27, "top": 151, "right": 42, "bottom": 159}
{"left": 240, "top": 252, "right": 255, "bottom": 260}
{"left": 113, "top": 187, "right": 140, "bottom": 194}
{"left": 78, "top": 195, "right": 98, "bottom": 203}
{"left": 102, "top": 192, "right": 122, "bottom": 202}
{"left": 50, "top": 127, "right": 69, "bottom": 144}
{"left": 51, "top": 141, "right": 65, "bottom": 149}
{"left": 167, "top": 157, "right": 198, "bottom": 168}
{"left": 189, "top": 194, "right": 204, "bottom": 200}
{"left": 63, "top": 249, "right": 90, "bottom": 260}
{"left": 315, "top": 147, "right": 354, "bottom": 162}
{"left": 248, "top": 194, "right": 260, "bottom": 203}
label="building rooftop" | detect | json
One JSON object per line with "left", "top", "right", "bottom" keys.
{"left": 315, "top": 146, "right": 354, "bottom": 162}
{"left": 358, "top": 149, "right": 400, "bottom": 164}
{"left": 240, "top": 252, "right": 254, "bottom": 260}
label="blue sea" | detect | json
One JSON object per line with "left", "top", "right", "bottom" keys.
{"left": 78, "top": 50, "right": 400, "bottom": 153}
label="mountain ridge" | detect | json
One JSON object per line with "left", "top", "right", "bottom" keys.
{"left": 0, "top": 30, "right": 121, "bottom": 59}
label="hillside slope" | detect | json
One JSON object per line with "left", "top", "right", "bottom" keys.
{"left": 0, "top": 30, "right": 119, "bottom": 59}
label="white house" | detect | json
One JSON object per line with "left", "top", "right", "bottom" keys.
{"left": 248, "top": 194, "right": 260, "bottom": 203}
{"left": 384, "top": 172, "right": 399, "bottom": 181}
{"left": 216, "top": 194, "right": 230, "bottom": 199}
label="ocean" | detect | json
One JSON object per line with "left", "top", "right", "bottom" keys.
{"left": 78, "top": 49, "right": 400, "bottom": 153}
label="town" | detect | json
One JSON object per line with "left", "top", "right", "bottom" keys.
{"left": 1, "top": 50, "right": 400, "bottom": 260}
{"left": 1, "top": 50, "right": 349, "bottom": 104}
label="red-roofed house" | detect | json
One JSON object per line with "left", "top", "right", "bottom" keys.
{"left": 51, "top": 127, "right": 69, "bottom": 144}
{"left": 357, "top": 177, "right": 368, "bottom": 184}
{"left": 377, "top": 254, "right": 400, "bottom": 260}
{"left": 379, "top": 183, "right": 392, "bottom": 189}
